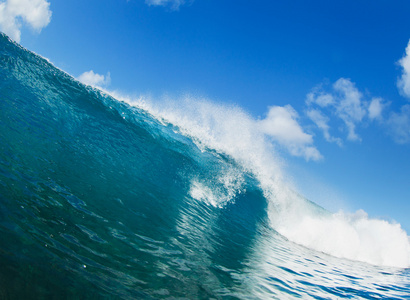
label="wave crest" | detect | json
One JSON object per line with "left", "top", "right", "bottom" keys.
{"left": 119, "top": 94, "right": 410, "bottom": 268}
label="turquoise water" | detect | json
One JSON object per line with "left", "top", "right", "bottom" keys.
{"left": 0, "top": 32, "right": 409, "bottom": 299}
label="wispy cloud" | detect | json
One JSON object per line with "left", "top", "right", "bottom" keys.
{"left": 397, "top": 39, "right": 410, "bottom": 98}
{"left": 333, "top": 78, "right": 367, "bottom": 141}
{"left": 145, "top": 0, "right": 187, "bottom": 10}
{"left": 0, "top": 0, "right": 52, "bottom": 42}
{"left": 306, "top": 108, "right": 343, "bottom": 146}
{"left": 305, "top": 38, "right": 410, "bottom": 147}
{"left": 306, "top": 78, "right": 385, "bottom": 144}
{"left": 306, "top": 85, "right": 334, "bottom": 107}
{"left": 78, "top": 70, "right": 111, "bottom": 88}
{"left": 258, "top": 105, "right": 322, "bottom": 161}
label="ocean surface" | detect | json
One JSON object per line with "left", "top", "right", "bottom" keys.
{"left": 1, "top": 32, "right": 409, "bottom": 299}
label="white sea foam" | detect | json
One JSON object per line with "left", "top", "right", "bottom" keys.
{"left": 189, "top": 167, "right": 245, "bottom": 208}
{"left": 275, "top": 203, "right": 410, "bottom": 267}
{"left": 276, "top": 196, "right": 409, "bottom": 267}
{"left": 109, "top": 92, "right": 410, "bottom": 268}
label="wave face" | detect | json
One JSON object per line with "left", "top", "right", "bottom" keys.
{"left": 0, "top": 33, "right": 409, "bottom": 299}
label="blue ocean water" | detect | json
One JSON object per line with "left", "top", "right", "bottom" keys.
{"left": 0, "top": 32, "right": 409, "bottom": 299}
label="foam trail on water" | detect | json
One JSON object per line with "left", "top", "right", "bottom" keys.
{"left": 101, "top": 90, "right": 410, "bottom": 268}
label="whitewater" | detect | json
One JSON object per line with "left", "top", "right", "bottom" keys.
{"left": 0, "top": 32, "right": 409, "bottom": 299}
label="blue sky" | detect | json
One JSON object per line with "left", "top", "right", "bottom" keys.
{"left": 1, "top": 0, "right": 410, "bottom": 231}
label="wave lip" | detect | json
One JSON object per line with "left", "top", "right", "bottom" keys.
{"left": 118, "top": 94, "right": 410, "bottom": 269}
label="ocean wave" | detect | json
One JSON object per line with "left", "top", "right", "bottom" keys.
{"left": 1, "top": 32, "right": 409, "bottom": 299}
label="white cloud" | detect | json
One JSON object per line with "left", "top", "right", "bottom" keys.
{"left": 306, "top": 78, "right": 376, "bottom": 143}
{"left": 397, "top": 39, "right": 410, "bottom": 98}
{"left": 333, "top": 78, "right": 367, "bottom": 141}
{"left": 306, "top": 88, "right": 334, "bottom": 107}
{"left": 78, "top": 70, "right": 111, "bottom": 88}
{"left": 387, "top": 104, "right": 410, "bottom": 144}
{"left": 145, "top": 0, "right": 186, "bottom": 10}
{"left": 305, "top": 41, "right": 410, "bottom": 146}
{"left": 368, "top": 97, "right": 385, "bottom": 120}
{"left": 387, "top": 40, "right": 410, "bottom": 144}
{"left": 259, "top": 105, "right": 322, "bottom": 161}
{"left": 0, "top": 0, "right": 52, "bottom": 42}
{"left": 307, "top": 108, "right": 343, "bottom": 146}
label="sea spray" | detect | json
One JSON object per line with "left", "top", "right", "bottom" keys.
{"left": 278, "top": 209, "right": 410, "bottom": 267}
{"left": 118, "top": 95, "right": 410, "bottom": 268}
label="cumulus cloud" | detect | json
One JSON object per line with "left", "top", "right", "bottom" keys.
{"left": 145, "top": 0, "right": 186, "bottom": 10}
{"left": 386, "top": 40, "right": 410, "bottom": 143}
{"left": 397, "top": 39, "right": 410, "bottom": 98}
{"left": 368, "top": 97, "right": 385, "bottom": 120}
{"left": 78, "top": 70, "right": 111, "bottom": 88}
{"left": 0, "top": 0, "right": 52, "bottom": 42}
{"left": 259, "top": 105, "right": 322, "bottom": 161}
{"left": 387, "top": 105, "right": 410, "bottom": 144}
